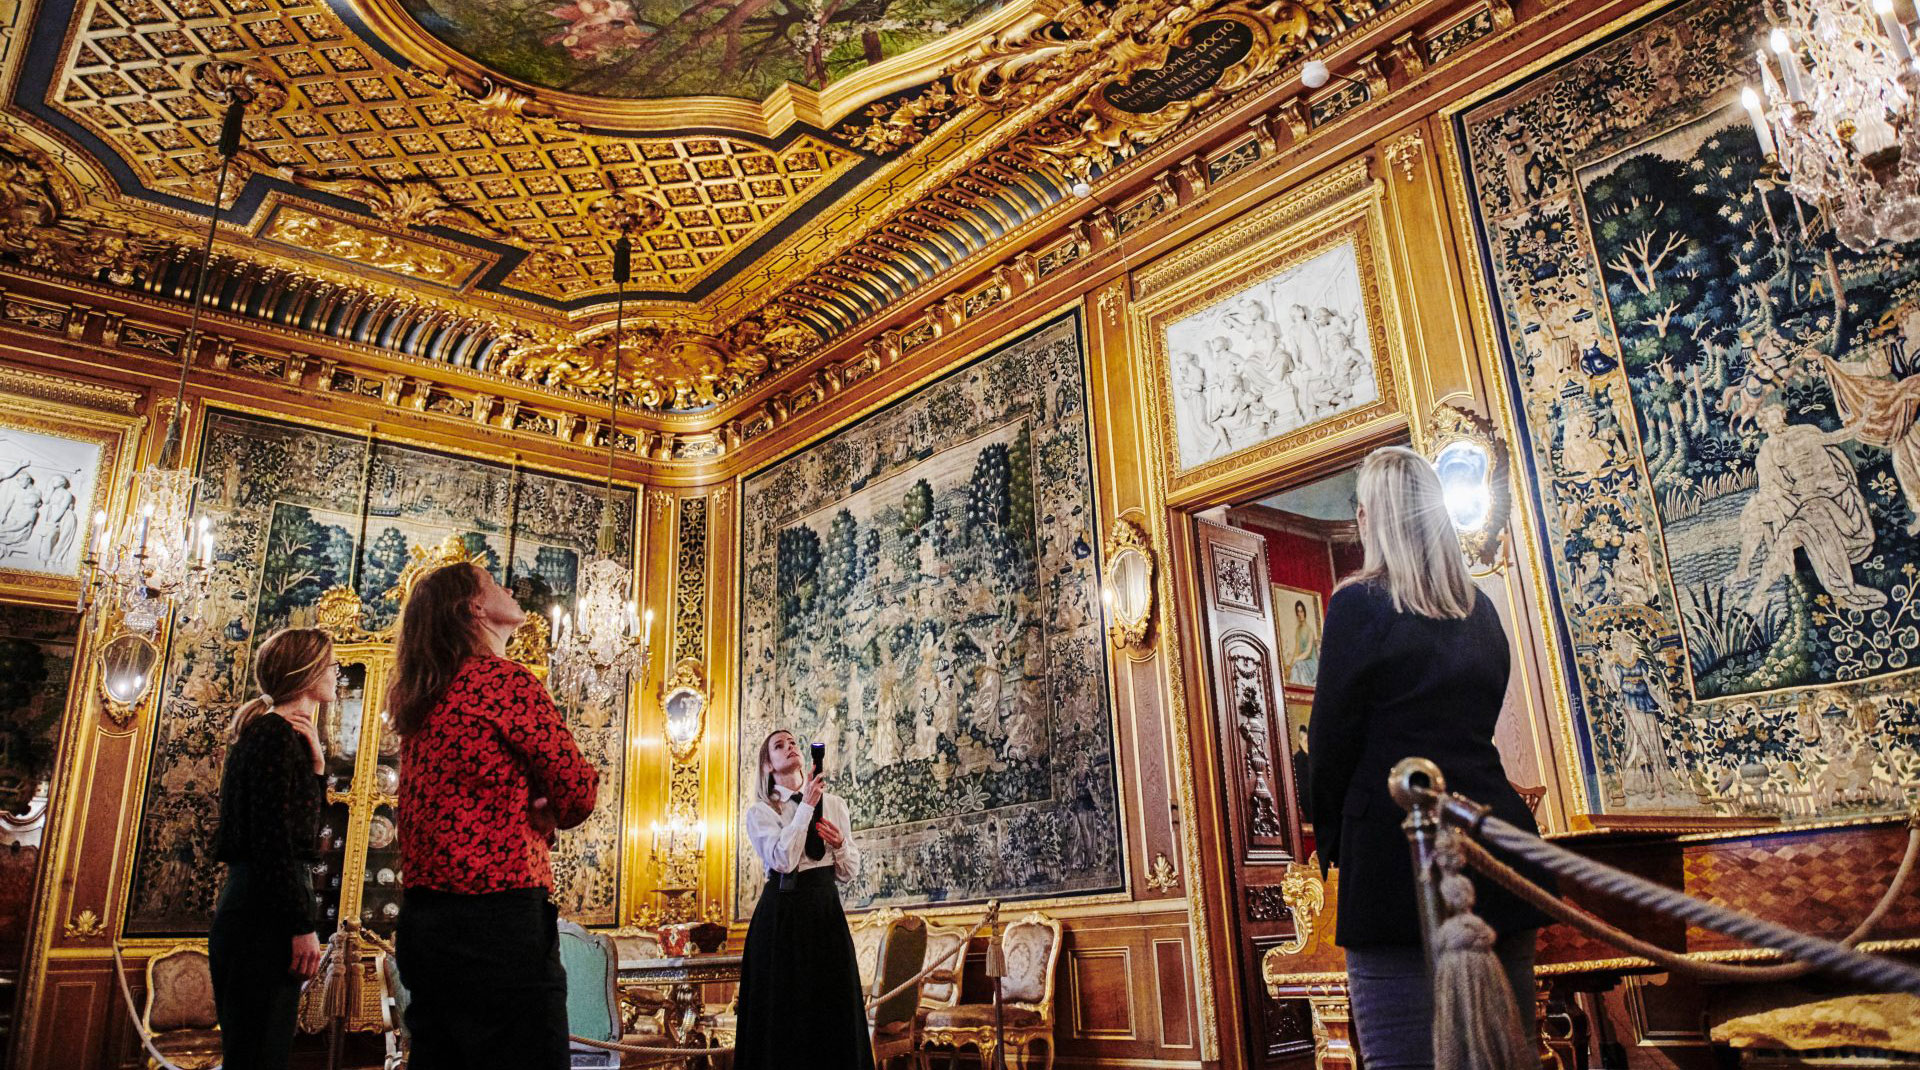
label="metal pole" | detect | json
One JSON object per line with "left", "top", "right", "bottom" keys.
{"left": 1390, "top": 757, "right": 1450, "bottom": 973}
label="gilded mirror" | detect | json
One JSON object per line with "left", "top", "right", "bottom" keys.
{"left": 1102, "top": 515, "right": 1156, "bottom": 653}
{"left": 661, "top": 660, "right": 709, "bottom": 764}
{"left": 98, "top": 632, "right": 160, "bottom": 723}
{"left": 1427, "top": 404, "right": 1511, "bottom": 571}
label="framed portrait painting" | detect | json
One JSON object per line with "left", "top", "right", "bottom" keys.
{"left": 1283, "top": 695, "right": 1313, "bottom": 835}
{"left": 1133, "top": 159, "right": 1407, "bottom": 496}
{"left": 1271, "top": 583, "right": 1323, "bottom": 692}
{"left": 0, "top": 367, "right": 140, "bottom": 607}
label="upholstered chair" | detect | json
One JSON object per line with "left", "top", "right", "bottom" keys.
{"left": 851, "top": 906, "right": 905, "bottom": 996}
{"left": 920, "top": 913, "right": 1062, "bottom": 1070}
{"left": 560, "top": 919, "right": 685, "bottom": 1069}
{"left": 141, "top": 945, "right": 222, "bottom": 1070}
{"left": 867, "top": 915, "right": 927, "bottom": 1069}
{"left": 916, "top": 919, "right": 971, "bottom": 1018}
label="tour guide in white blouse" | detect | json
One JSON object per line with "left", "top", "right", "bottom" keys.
{"left": 732, "top": 728, "right": 872, "bottom": 1070}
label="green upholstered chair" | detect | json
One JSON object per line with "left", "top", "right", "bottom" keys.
{"left": 559, "top": 918, "right": 624, "bottom": 1069}
{"left": 561, "top": 918, "right": 692, "bottom": 1069}
{"left": 868, "top": 914, "right": 928, "bottom": 1069}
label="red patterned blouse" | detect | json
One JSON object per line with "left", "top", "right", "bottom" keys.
{"left": 398, "top": 654, "right": 598, "bottom": 896}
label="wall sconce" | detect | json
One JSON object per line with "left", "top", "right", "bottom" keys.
{"left": 1102, "top": 515, "right": 1157, "bottom": 654}
{"left": 1428, "top": 403, "right": 1512, "bottom": 572}
{"left": 660, "top": 659, "right": 708, "bottom": 764}
{"left": 97, "top": 632, "right": 160, "bottom": 727}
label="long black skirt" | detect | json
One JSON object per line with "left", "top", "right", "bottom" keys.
{"left": 733, "top": 867, "right": 874, "bottom": 1070}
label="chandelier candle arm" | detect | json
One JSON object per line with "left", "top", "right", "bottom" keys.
{"left": 1877, "top": 0, "right": 1914, "bottom": 63}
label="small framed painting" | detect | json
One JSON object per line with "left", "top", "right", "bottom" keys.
{"left": 1271, "top": 583, "right": 1323, "bottom": 692}
{"left": 0, "top": 368, "right": 142, "bottom": 607}
{"left": 1283, "top": 694, "right": 1314, "bottom": 835}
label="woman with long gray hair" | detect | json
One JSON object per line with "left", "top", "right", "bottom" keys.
{"left": 1307, "top": 446, "right": 1550, "bottom": 1068}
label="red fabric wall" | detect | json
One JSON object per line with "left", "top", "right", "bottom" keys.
{"left": 1238, "top": 519, "right": 1336, "bottom": 602}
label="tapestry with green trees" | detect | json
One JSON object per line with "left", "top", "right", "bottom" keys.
{"left": 125, "top": 409, "right": 635, "bottom": 934}
{"left": 736, "top": 312, "right": 1121, "bottom": 914}
{"left": 1459, "top": 0, "right": 1920, "bottom": 819}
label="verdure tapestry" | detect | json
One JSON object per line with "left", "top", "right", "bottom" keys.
{"left": 736, "top": 312, "right": 1122, "bottom": 914}
{"left": 125, "top": 410, "right": 636, "bottom": 935}
{"left": 1459, "top": 0, "right": 1920, "bottom": 819}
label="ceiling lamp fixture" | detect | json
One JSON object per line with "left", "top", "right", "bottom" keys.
{"left": 1745, "top": 0, "right": 1920, "bottom": 250}
{"left": 549, "top": 195, "right": 663, "bottom": 710}
{"left": 81, "top": 72, "right": 265, "bottom": 634}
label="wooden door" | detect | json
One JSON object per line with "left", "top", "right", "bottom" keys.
{"left": 1195, "top": 519, "right": 1313, "bottom": 1067}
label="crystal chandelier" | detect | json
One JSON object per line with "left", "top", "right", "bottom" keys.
{"left": 548, "top": 195, "right": 663, "bottom": 710}
{"left": 80, "top": 73, "right": 267, "bottom": 633}
{"left": 1745, "top": 0, "right": 1920, "bottom": 250}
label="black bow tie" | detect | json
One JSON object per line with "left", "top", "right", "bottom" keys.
{"left": 790, "top": 792, "right": 825, "bottom": 860}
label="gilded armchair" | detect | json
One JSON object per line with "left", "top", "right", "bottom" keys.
{"left": 920, "top": 912, "right": 1062, "bottom": 1070}
{"left": 851, "top": 907, "right": 905, "bottom": 996}
{"left": 868, "top": 914, "right": 928, "bottom": 1069}
{"left": 140, "top": 944, "right": 222, "bottom": 1070}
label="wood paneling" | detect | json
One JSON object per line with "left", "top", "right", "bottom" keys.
{"left": 1069, "top": 947, "right": 1135, "bottom": 1040}
{"left": 1153, "top": 938, "right": 1196, "bottom": 1050}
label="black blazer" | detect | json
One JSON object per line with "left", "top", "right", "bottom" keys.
{"left": 1307, "top": 579, "right": 1551, "bottom": 947}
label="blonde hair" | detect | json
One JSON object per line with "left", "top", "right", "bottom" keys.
{"left": 1344, "top": 446, "right": 1476, "bottom": 620}
{"left": 230, "top": 628, "right": 335, "bottom": 738}
{"left": 757, "top": 729, "right": 795, "bottom": 808}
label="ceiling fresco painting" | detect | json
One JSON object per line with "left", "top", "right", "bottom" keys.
{"left": 392, "top": 0, "right": 1009, "bottom": 100}
{"left": 0, "top": 0, "right": 1422, "bottom": 418}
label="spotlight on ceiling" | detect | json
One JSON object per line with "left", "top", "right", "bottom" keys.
{"left": 1302, "top": 59, "right": 1331, "bottom": 89}
{"left": 1070, "top": 179, "right": 1093, "bottom": 198}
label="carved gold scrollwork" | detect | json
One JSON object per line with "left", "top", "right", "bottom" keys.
{"left": 942, "top": 0, "right": 1324, "bottom": 176}
{"left": 1383, "top": 132, "right": 1424, "bottom": 183}
{"left": 1260, "top": 854, "right": 1325, "bottom": 961}
{"left": 64, "top": 908, "right": 107, "bottom": 940}
{"left": 1144, "top": 851, "right": 1180, "bottom": 893}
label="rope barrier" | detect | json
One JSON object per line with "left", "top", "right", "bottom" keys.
{"left": 1457, "top": 818, "right": 1920, "bottom": 983}
{"left": 1461, "top": 811, "right": 1920, "bottom": 995}
{"left": 110, "top": 945, "right": 200, "bottom": 1070}
{"left": 356, "top": 903, "right": 1002, "bottom": 1060}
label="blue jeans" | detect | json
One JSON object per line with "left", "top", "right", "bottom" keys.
{"left": 1344, "top": 929, "right": 1537, "bottom": 1070}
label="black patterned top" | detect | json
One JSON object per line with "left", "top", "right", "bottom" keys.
{"left": 213, "top": 712, "right": 324, "bottom": 935}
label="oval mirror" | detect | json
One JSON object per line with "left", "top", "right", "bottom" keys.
{"left": 1107, "top": 548, "right": 1152, "bottom": 627}
{"left": 1434, "top": 439, "right": 1493, "bottom": 533}
{"left": 99, "top": 633, "right": 160, "bottom": 709}
{"left": 664, "top": 687, "right": 706, "bottom": 746}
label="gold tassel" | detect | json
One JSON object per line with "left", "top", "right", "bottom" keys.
{"left": 1431, "top": 864, "right": 1534, "bottom": 1070}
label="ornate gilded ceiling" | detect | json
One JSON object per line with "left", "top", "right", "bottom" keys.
{"left": 0, "top": 0, "right": 1437, "bottom": 419}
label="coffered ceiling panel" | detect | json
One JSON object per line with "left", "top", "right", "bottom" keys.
{"left": 46, "top": 0, "right": 864, "bottom": 303}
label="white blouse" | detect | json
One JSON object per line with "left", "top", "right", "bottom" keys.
{"left": 742, "top": 789, "right": 861, "bottom": 883}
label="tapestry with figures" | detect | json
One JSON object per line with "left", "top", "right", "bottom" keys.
{"left": 1458, "top": 0, "right": 1920, "bottom": 819}
{"left": 736, "top": 312, "right": 1122, "bottom": 915}
{"left": 124, "top": 409, "right": 635, "bottom": 935}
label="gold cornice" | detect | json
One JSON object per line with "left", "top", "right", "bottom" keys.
{"left": 344, "top": 0, "right": 1046, "bottom": 137}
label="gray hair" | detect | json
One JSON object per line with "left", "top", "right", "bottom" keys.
{"left": 1346, "top": 446, "right": 1475, "bottom": 620}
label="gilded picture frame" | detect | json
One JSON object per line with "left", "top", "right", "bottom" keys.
{"left": 1132, "top": 159, "right": 1409, "bottom": 499}
{"left": 1270, "top": 583, "right": 1322, "bottom": 694}
{"left": 0, "top": 366, "right": 143, "bottom": 608}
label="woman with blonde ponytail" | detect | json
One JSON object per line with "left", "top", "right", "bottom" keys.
{"left": 1307, "top": 447, "right": 1550, "bottom": 1068}
{"left": 210, "top": 627, "right": 334, "bottom": 1070}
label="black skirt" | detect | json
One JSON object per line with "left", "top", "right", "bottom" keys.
{"left": 733, "top": 867, "right": 874, "bottom": 1070}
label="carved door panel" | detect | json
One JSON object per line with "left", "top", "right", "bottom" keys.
{"left": 1196, "top": 520, "right": 1311, "bottom": 1066}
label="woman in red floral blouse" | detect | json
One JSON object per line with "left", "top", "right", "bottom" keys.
{"left": 388, "top": 562, "right": 598, "bottom": 1070}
